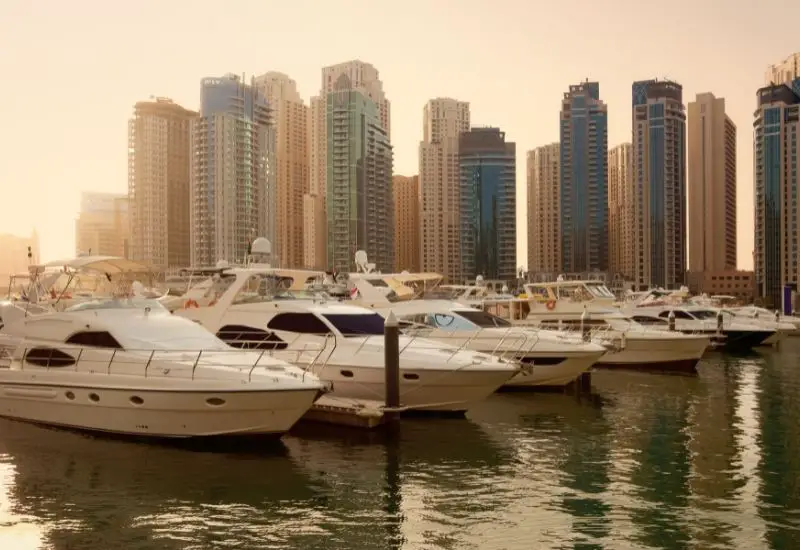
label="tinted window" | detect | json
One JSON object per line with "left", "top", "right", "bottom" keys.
{"left": 65, "top": 331, "right": 123, "bottom": 349}
{"left": 659, "top": 310, "right": 693, "bottom": 320}
{"left": 25, "top": 347, "right": 76, "bottom": 368}
{"left": 323, "top": 313, "right": 385, "bottom": 337}
{"left": 456, "top": 309, "right": 511, "bottom": 328}
{"left": 216, "top": 324, "right": 287, "bottom": 350}
{"left": 267, "top": 313, "right": 332, "bottom": 335}
{"left": 631, "top": 315, "right": 667, "bottom": 325}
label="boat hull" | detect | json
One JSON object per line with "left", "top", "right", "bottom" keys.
{"left": 502, "top": 351, "right": 604, "bottom": 388}
{"left": 307, "top": 364, "right": 516, "bottom": 412}
{"left": 0, "top": 381, "right": 320, "bottom": 438}
{"left": 596, "top": 333, "right": 709, "bottom": 373}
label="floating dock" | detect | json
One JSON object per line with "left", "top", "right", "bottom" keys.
{"left": 301, "top": 395, "right": 406, "bottom": 429}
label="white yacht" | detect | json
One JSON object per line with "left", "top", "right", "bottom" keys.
{"left": 173, "top": 266, "right": 519, "bottom": 413}
{"left": 724, "top": 305, "right": 800, "bottom": 338}
{"left": 375, "top": 299, "right": 606, "bottom": 388}
{"left": 475, "top": 280, "right": 711, "bottom": 373}
{"left": 0, "top": 297, "right": 326, "bottom": 439}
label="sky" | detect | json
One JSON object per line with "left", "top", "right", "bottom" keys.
{"left": 0, "top": 0, "right": 797, "bottom": 270}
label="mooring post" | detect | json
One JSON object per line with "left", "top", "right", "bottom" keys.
{"left": 384, "top": 310, "right": 401, "bottom": 424}
{"left": 668, "top": 309, "right": 676, "bottom": 331}
{"left": 716, "top": 310, "right": 724, "bottom": 339}
{"left": 581, "top": 308, "right": 591, "bottom": 342}
{"left": 775, "top": 309, "right": 780, "bottom": 323}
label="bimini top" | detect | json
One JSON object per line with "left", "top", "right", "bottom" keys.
{"left": 44, "top": 256, "right": 153, "bottom": 277}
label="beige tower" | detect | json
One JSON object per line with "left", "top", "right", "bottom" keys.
{"left": 765, "top": 52, "right": 800, "bottom": 85}
{"left": 687, "top": 92, "right": 737, "bottom": 273}
{"left": 392, "top": 175, "right": 420, "bottom": 272}
{"left": 526, "top": 143, "right": 560, "bottom": 274}
{"left": 419, "top": 98, "right": 470, "bottom": 282}
{"left": 254, "top": 72, "right": 308, "bottom": 268}
{"left": 128, "top": 98, "right": 196, "bottom": 270}
{"left": 307, "top": 60, "right": 390, "bottom": 270}
{"left": 608, "top": 143, "right": 634, "bottom": 278}
{"left": 76, "top": 192, "right": 130, "bottom": 258}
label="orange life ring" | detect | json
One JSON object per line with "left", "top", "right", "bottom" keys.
{"left": 184, "top": 299, "right": 199, "bottom": 309}
{"left": 545, "top": 300, "right": 557, "bottom": 311}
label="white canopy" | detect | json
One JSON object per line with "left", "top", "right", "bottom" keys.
{"left": 43, "top": 256, "right": 153, "bottom": 276}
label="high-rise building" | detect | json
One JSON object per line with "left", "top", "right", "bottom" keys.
{"left": 419, "top": 98, "right": 470, "bottom": 282}
{"left": 559, "top": 81, "right": 608, "bottom": 272}
{"left": 753, "top": 79, "right": 800, "bottom": 307}
{"left": 459, "top": 127, "right": 516, "bottom": 283}
{"left": 75, "top": 192, "right": 129, "bottom": 257}
{"left": 608, "top": 143, "right": 634, "bottom": 278}
{"left": 308, "top": 60, "right": 391, "bottom": 270}
{"left": 526, "top": 143, "right": 560, "bottom": 274}
{"left": 687, "top": 93, "right": 737, "bottom": 273}
{"left": 190, "top": 74, "right": 275, "bottom": 266}
{"left": 631, "top": 79, "right": 687, "bottom": 289}
{"left": 392, "top": 175, "right": 420, "bottom": 272}
{"left": 766, "top": 53, "right": 800, "bottom": 86}
{"left": 127, "top": 98, "right": 196, "bottom": 270}
{"left": 253, "top": 72, "right": 308, "bottom": 268}
{"left": 324, "top": 77, "right": 393, "bottom": 272}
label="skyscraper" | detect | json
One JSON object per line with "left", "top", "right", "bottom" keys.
{"left": 753, "top": 79, "right": 800, "bottom": 307}
{"left": 419, "top": 98, "right": 470, "bottom": 282}
{"left": 526, "top": 143, "right": 560, "bottom": 274}
{"left": 253, "top": 72, "right": 308, "bottom": 268}
{"left": 687, "top": 93, "right": 737, "bottom": 273}
{"left": 324, "top": 73, "right": 393, "bottom": 272}
{"left": 559, "top": 81, "right": 608, "bottom": 272}
{"left": 190, "top": 74, "right": 275, "bottom": 266}
{"left": 631, "top": 79, "right": 687, "bottom": 289}
{"left": 392, "top": 175, "right": 420, "bottom": 272}
{"left": 308, "top": 60, "right": 391, "bottom": 271}
{"left": 128, "top": 98, "right": 196, "bottom": 270}
{"left": 459, "top": 127, "right": 516, "bottom": 283}
{"left": 766, "top": 52, "right": 800, "bottom": 85}
{"left": 608, "top": 143, "right": 634, "bottom": 279}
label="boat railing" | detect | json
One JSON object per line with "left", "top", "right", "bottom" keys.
{"left": 0, "top": 338, "right": 330, "bottom": 383}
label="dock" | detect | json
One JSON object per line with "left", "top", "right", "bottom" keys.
{"left": 301, "top": 395, "right": 406, "bottom": 429}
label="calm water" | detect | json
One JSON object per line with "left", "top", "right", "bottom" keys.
{"left": 2, "top": 343, "right": 800, "bottom": 550}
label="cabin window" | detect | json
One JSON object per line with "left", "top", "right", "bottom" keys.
{"left": 267, "top": 313, "right": 332, "bottom": 335}
{"left": 216, "top": 324, "right": 288, "bottom": 350}
{"left": 658, "top": 310, "right": 693, "bottom": 320}
{"left": 24, "top": 347, "right": 76, "bottom": 368}
{"left": 65, "top": 331, "right": 124, "bottom": 349}
{"left": 427, "top": 313, "right": 478, "bottom": 331}
{"left": 631, "top": 315, "right": 667, "bottom": 325}
{"left": 457, "top": 309, "right": 511, "bottom": 328}
{"left": 323, "top": 313, "right": 385, "bottom": 337}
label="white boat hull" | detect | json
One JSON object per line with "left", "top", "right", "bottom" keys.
{"left": 0, "top": 380, "right": 320, "bottom": 438}
{"left": 502, "top": 351, "right": 604, "bottom": 388}
{"left": 306, "top": 363, "right": 516, "bottom": 412}
{"left": 596, "top": 333, "right": 709, "bottom": 373}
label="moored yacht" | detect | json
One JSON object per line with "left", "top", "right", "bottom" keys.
{"left": 173, "top": 265, "right": 519, "bottom": 413}
{"left": 373, "top": 299, "right": 607, "bottom": 388}
{"left": 0, "top": 297, "right": 327, "bottom": 439}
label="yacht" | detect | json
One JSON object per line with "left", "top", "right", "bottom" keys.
{"left": 374, "top": 299, "right": 607, "bottom": 388}
{"left": 0, "top": 297, "right": 327, "bottom": 439}
{"left": 725, "top": 305, "right": 800, "bottom": 338}
{"left": 476, "top": 280, "right": 711, "bottom": 373}
{"left": 173, "top": 266, "right": 520, "bottom": 413}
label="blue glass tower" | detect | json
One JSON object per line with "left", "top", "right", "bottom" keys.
{"left": 559, "top": 81, "right": 608, "bottom": 273}
{"left": 754, "top": 80, "right": 800, "bottom": 307}
{"left": 631, "top": 79, "right": 686, "bottom": 289}
{"left": 459, "top": 128, "right": 516, "bottom": 283}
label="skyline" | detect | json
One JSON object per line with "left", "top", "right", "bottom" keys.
{"left": 2, "top": 0, "right": 798, "bottom": 268}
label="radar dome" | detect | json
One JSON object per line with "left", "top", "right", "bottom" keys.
{"left": 251, "top": 237, "right": 272, "bottom": 255}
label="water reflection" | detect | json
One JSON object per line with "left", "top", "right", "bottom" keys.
{"left": 1, "top": 347, "right": 800, "bottom": 549}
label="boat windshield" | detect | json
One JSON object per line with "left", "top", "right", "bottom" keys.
{"left": 322, "top": 313, "right": 386, "bottom": 337}
{"left": 690, "top": 309, "right": 720, "bottom": 320}
{"left": 454, "top": 308, "right": 511, "bottom": 328}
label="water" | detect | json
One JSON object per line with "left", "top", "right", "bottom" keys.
{"left": 2, "top": 343, "right": 800, "bottom": 550}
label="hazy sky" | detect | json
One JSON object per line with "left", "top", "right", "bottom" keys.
{"left": 0, "top": 0, "right": 797, "bottom": 269}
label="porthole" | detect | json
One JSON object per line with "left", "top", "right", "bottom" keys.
{"left": 130, "top": 396, "right": 144, "bottom": 406}
{"left": 403, "top": 373, "right": 420, "bottom": 380}
{"left": 65, "top": 391, "right": 75, "bottom": 400}
{"left": 340, "top": 370, "right": 354, "bottom": 378}
{"left": 206, "top": 397, "right": 226, "bottom": 407}
{"left": 88, "top": 393, "right": 100, "bottom": 402}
